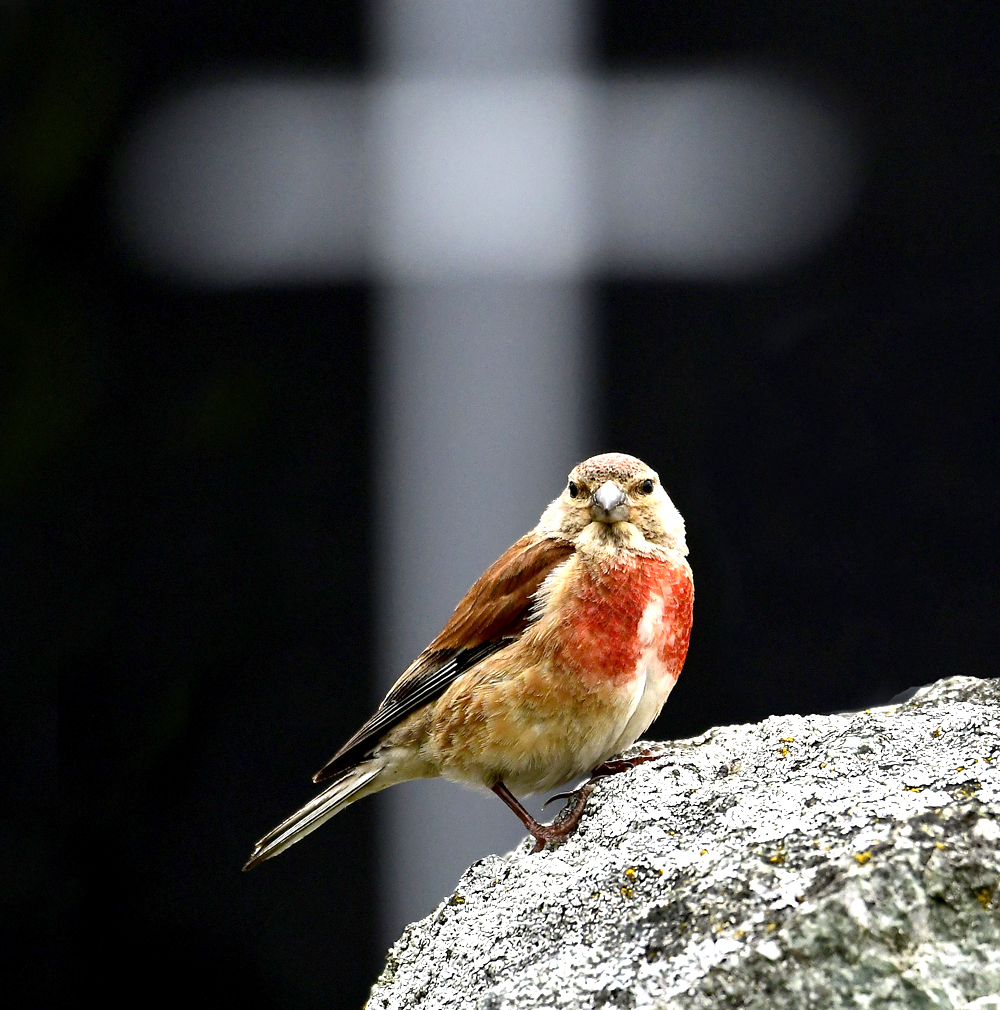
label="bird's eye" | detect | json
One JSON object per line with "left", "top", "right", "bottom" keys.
{"left": 640, "top": 478, "right": 654, "bottom": 495}
{"left": 568, "top": 481, "right": 579, "bottom": 498}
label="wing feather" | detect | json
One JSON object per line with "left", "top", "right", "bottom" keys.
{"left": 313, "top": 534, "right": 574, "bottom": 782}
{"left": 427, "top": 533, "right": 575, "bottom": 650}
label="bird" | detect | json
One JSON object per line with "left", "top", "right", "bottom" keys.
{"left": 243, "top": 452, "right": 693, "bottom": 871}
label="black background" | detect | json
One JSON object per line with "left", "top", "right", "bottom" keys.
{"left": 5, "top": 2, "right": 998, "bottom": 1005}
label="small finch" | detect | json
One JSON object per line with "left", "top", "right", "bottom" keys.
{"left": 243, "top": 452, "right": 693, "bottom": 870}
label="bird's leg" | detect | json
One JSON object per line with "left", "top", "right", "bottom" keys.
{"left": 542, "top": 748, "right": 665, "bottom": 808}
{"left": 492, "top": 781, "right": 596, "bottom": 854}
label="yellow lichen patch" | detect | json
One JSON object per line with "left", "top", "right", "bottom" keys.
{"left": 905, "top": 786, "right": 922, "bottom": 792}
{"left": 932, "top": 728, "right": 941, "bottom": 738}
{"left": 769, "top": 852, "right": 785, "bottom": 865}
{"left": 975, "top": 887, "right": 994, "bottom": 910}
{"left": 700, "top": 849, "right": 708, "bottom": 856}
{"left": 591, "top": 891, "right": 600, "bottom": 899}
{"left": 935, "top": 842, "right": 946, "bottom": 850}
{"left": 780, "top": 737, "right": 795, "bottom": 743}
{"left": 956, "top": 766, "right": 966, "bottom": 772}
{"left": 624, "top": 867, "right": 637, "bottom": 880}
{"left": 854, "top": 851, "right": 873, "bottom": 865}
{"left": 621, "top": 887, "right": 634, "bottom": 899}
{"left": 451, "top": 894, "right": 466, "bottom": 904}
{"left": 819, "top": 761, "right": 829, "bottom": 769}
{"left": 777, "top": 747, "right": 790, "bottom": 759}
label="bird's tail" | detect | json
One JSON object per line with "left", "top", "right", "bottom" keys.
{"left": 243, "top": 761, "right": 383, "bottom": 871}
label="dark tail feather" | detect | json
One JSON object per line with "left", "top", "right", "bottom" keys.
{"left": 242, "top": 761, "right": 382, "bottom": 871}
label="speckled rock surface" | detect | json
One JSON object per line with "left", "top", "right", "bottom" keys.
{"left": 367, "top": 676, "right": 1000, "bottom": 1009}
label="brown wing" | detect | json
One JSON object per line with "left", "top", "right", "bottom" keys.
{"left": 312, "top": 534, "right": 575, "bottom": 783}
{"left": 428, "top": 533, "right": 576, "bottom": 650}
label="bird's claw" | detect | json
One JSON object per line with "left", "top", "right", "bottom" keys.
{"left": 532, "top": 750, "right": 664, "bottom": 846}
{"left": 541, "top": 789, "right": 577, "bottom": 809}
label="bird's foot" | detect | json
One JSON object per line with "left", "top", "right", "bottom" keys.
{"left": 589, "top": 747, "right": 664, "bottom": 779}
{"left": 494, "top": 752, "right": 663, "bottom": 853}
{"left": 526, "top": 782, "right": 596, "bottom": 853}
{"left": 492, "top": 780, "right": 596, "bottom": 854}
{"left": 543, "top": 747, "right": 665, "bottom": 807}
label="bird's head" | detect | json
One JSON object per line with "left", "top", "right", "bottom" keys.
{"left": 539, "top": 452, "right": 687, "bottom": 554}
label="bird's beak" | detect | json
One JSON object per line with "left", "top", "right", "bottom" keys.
{"left": 590, "top": 481, "right": 630, "bottom": 523}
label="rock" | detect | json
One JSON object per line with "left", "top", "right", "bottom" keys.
{"left": 367, "top": 676, "right": 1000, "bottom": 1009}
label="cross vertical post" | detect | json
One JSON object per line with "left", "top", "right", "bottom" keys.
{"left": 371, "top": 0, "right": 595, "bottom": 944}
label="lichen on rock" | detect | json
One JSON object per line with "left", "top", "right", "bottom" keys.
{"left": 367, "top": 676, "right": 1000, "bottom": 1009}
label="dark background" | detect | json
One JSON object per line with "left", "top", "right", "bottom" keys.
{"left": 5, "top": 1, "right": 998, "bottom": 1005}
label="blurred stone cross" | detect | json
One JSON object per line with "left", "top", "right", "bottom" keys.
{"left": 119, "top": 0, "right": 855, "bottom": 944}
